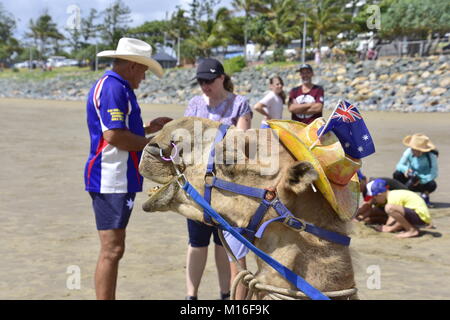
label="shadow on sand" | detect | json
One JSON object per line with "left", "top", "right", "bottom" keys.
{"left": 430, "top": 202, "right": 450, "bottom": 209}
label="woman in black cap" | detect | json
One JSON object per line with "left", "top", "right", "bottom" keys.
{"left": 184, "top": 58, "right": 253, "bottom": 300}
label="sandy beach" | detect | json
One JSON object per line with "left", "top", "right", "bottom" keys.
{"left": 0, "top": 98, "right": 449, "bottom": 300}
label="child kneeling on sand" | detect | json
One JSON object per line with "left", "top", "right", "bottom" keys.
{"left": 366, "top": 179, "right": 431, "bottom": 238}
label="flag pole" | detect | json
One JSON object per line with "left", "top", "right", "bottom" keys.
{"left": 309, "top": 100, "right": 341, "bottom": 151}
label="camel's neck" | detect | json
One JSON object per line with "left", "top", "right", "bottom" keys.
{"left": 256, "top": 223, "right": 355, "bottom": 294}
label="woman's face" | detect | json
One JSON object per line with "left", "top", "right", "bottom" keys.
{"left": 270, "top": 78, "right": 283, "bottom": 95}
{"left": 412, "top": 149, "right": 423, "bottom": 157}
{"left": 198, "top": 75, "right": 224, "bottom": 97}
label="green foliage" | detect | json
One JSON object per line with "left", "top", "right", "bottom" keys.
{"left": 100, "top": 0, "right": 132, "bottom": 47}
{"left": 380, "top": 0, "right": 450, "bottom": 39}
{"left": 223, "top": 56, "right": 246, "bottom": 74}
{"left": 128, "top": 20, "right": 169, "bottom": 51}
{"left": 272, "top": 47, "right": 286, "bottom": 62}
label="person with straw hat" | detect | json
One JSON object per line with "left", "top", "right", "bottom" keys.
{"left": 392, "top": 133, "right": 438, "bottom": 207}
{"left": 84, "top": 37, "right": 172, "bottom": 299}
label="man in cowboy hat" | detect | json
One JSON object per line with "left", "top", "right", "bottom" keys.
{"left": 392, "top": 133, "right": 438, "bottom": 207}
{"left": 287, "top": 64, "right": 324, "bottom": 125}
{"left": 84, "top": 37, "right": 172, "bottom": 299}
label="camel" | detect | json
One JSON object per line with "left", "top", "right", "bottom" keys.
{"left": 139, "top": 117, "right": 357, "bottom": 299}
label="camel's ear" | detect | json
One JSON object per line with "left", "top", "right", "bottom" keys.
{"left": 283, "top": 161, "right": 318, "bottom": 194}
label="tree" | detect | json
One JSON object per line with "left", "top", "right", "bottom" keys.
{"left": 185, "top": 6, "right": 232, "bottom": 58}
{"left": 0, "top": 3, "right": 21, "bottom": 63}
{"left": 380, "top": 0, "right": 450, "bottom": 54}
{"left": 302, "top": 0, "right": 353, "bottom": 54}
{"left": 81, "top": 9, "right": 100, "bottom": 44}
{"left": 245, "top": 0, "right": 301, "bottom": 61}
{"left": 231, "top": 0, "right": 267, "bottom": 60}
{"left": 100, "top": 0, "right": 132, "bottom": 47}
{"left": 127, "top": 20, "right": 169, "bottom": 51}
{"left": 263, "top": 0, "right": 301, "bottom": 48}
{"left": 27, "top": 11, "right": 64, "bottom": 59}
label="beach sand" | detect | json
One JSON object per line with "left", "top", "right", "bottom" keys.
{"left": 0, "top": 98, "right": 449, "bottom": 300}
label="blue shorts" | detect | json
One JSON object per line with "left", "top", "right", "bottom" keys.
{"left": 260, "top": 123, "right": 271, "bottom": 129}
{"left": 89, "top": 192, "right": 136, "bottom": 230}
{"left": 187, "top": 219, "right": 223, "bottom": 247}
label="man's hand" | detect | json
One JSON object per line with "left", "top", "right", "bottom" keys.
{"left": 144, "top": 117, "right": 173, "bottom": 134}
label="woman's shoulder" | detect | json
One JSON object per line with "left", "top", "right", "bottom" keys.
{"left": 231, "top": 93, "right": 249, "bottom": 104}
{"left": 189, "top": 95, "right": 206, "bottom": 105}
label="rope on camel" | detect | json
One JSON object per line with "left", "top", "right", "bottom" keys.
{"left": 218, "top": 231, "right": 357, "bottom": 300}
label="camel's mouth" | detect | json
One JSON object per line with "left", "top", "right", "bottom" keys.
{"left": 142, "top": 177, "right": 179, "bottom": 212}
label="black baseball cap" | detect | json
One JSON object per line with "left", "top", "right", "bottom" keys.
{"left": 195, "top": 58, "right": 225, "bottom": 80}
{"left": 296, "top": 63, "right": 313, "bottom": 72}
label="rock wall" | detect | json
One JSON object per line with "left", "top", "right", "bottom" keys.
{"left": 1, "top": 55, "right": 448, "bottom": 112}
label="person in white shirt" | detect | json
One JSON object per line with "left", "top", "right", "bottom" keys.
{"left": 253, "top": 75, "right": 286, "bottom": 128}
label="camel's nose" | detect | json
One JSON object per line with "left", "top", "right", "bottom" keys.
{"left": 146, "top": 143, "right": 161, "bottom": 157}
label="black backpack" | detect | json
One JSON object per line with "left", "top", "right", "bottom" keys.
{"left": 426, "top": 149, "right": 439, "bottom": 168}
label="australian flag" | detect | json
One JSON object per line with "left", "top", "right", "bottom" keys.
{"left": 317, "top": 100, "right": 375, "bottom": 159}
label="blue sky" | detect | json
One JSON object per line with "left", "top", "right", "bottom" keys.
{"left": 3, "top": 0, "right": 232, "bottom": 39}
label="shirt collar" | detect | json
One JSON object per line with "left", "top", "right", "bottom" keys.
{"left": 104, "top": 70, "right": 131, "bottom": 89}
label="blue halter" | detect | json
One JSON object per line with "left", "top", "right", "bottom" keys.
{"left": 178, "top": 124, "right": 352, "bottom": 300}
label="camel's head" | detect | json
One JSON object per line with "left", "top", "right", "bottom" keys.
{"left": 139, "top": 117, "right": 330, "bottom": 226}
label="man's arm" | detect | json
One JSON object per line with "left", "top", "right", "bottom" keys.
{"left": 103, "top": 129, "right": 149, "bottom": 151}
{"left": 288, "top": 101, "right": 323, "bottom": 115}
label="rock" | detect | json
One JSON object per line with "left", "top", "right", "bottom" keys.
{"left": 439, "top": 77, "right": 450, "bottom": 88}
{"left": 421, "top": 71, "right": 431, "bottom": 79}
{"left": 336, "top": 67, "right": 346, "bottom": 75}
{"left": 430, "top": 88, "right": 446, "bottom": 96}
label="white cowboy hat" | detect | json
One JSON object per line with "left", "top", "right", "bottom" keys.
{"left": 97, "top": 37, "right": 164, "bottom": 78}
{"left": 402, "top": 133, "right": 436, "bottom": 152}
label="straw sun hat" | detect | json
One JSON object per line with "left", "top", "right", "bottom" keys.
{"left": 97, "top": 37, "right": 164, "bottom": 78}
{"left": 402, "top": 133, "right": 436, "bottom": 152}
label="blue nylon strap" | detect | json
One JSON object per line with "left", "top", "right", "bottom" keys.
{"left": 255, "top": 200, "right": 351, "bottom": 246}
{"left": 183, "top": 182, "right": 330, "bottom": 300}
{"left": 206, "top": 124, "right": 230, "bottom": 174}
{"left": 211, "top": 178, "right": 268, "bottom": 199}
{"left": 243, "top": 200, "right": 272, "bottom": 241}
{"left": 204, "top": 124, "right": 230, "bottom": 224}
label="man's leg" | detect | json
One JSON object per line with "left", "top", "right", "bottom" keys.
{"left": 95, "top": 228, "right": 126, "bottom": 300}
{"left": 186, "top": 245, "right": 208, "bottom": 298}
{"left": 384, "top": 204, "right": 419, "bottom": 238}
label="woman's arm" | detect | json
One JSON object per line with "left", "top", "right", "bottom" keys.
{"left": 253, "top": 102, "right": 270, "bottom": 118}
{"left": 236, "top": 113, "right": 252, "bottom": 131}
{"left": 395, "top": 149, "right": 411, "bottom": 174}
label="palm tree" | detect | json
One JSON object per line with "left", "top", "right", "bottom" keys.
{"left": 303, "top": 0, "right": 353, "bottom": 57}
{"left": 264, "top": 0, "right": 301, "bottom": 48}
{"left": 27, "top": 12, "right": 64, "bottom": 59}
{"left": 185, "top": 7, "right": 233, "bottom": 58}
{"left": 231, "top": 0, "right": 267, "bottom": 60}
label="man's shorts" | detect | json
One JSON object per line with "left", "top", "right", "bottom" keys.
{"left": 89, "top": 192, "right": 136, "bottom": 230}
{"left": 404, "top": 207, "right": 427, "bottom": 226}
{"left": 187, "top": 219, "right": 223, "bottom": 247}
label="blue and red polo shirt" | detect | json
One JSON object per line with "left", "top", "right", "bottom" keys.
{"left": 84, "top": 70, "right": 145, "bottom": 193}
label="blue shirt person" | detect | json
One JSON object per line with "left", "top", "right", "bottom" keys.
{"left": 85, "top": 38, "right": 171, "bottom": 300}
{"left": 392, "top": 133, "right": 438, "bottom": 206}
